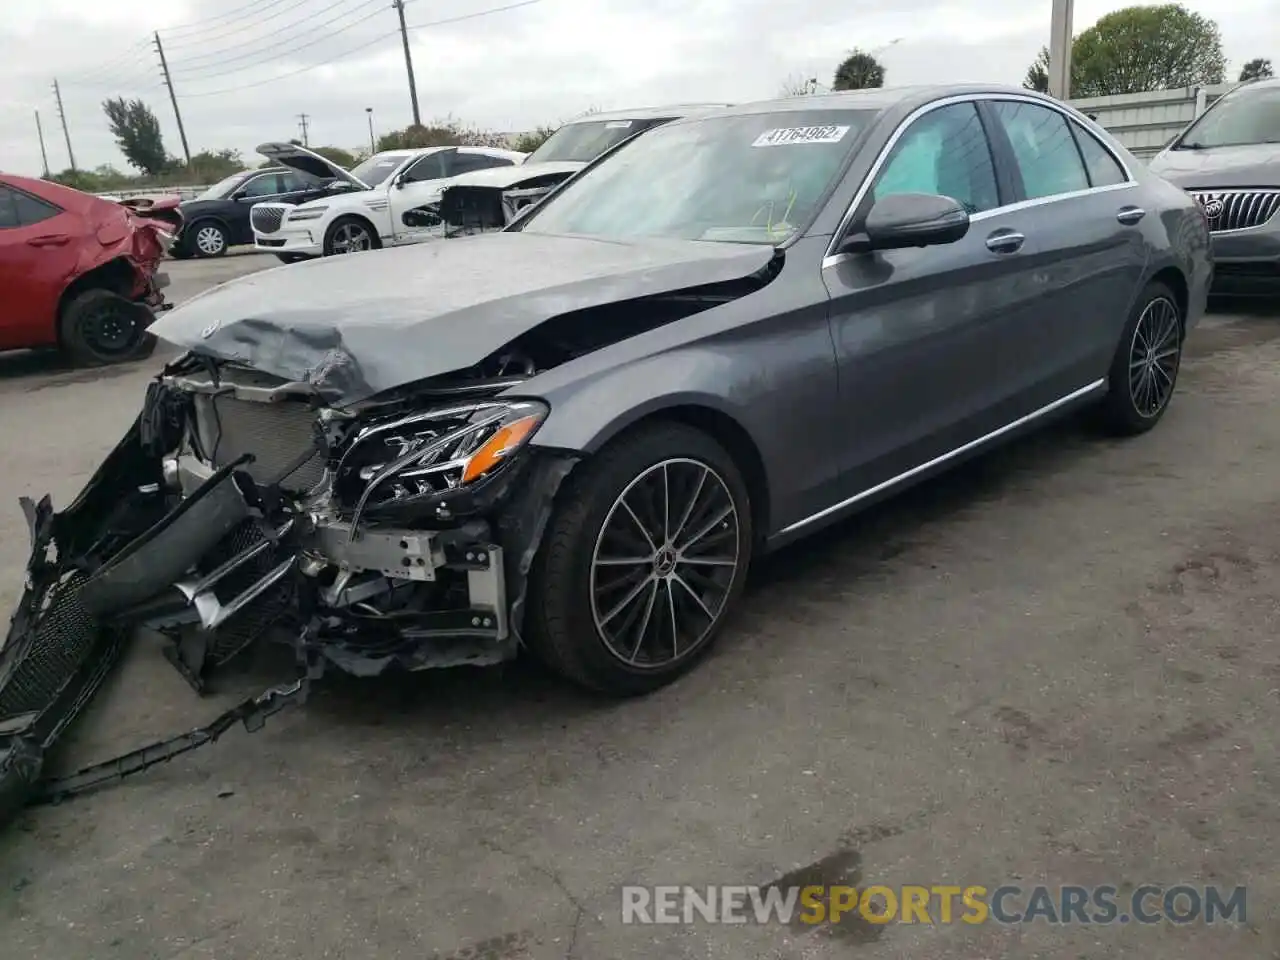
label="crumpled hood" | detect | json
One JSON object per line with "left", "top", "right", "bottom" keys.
{"left": 149, "top": 232, "right": 776, "bottom": 405}
{"left": 443, "top": 160, "right": 586, "bottom": 191}
{"left": 1148, "top": 142, "right": 1280, "bottom": 189}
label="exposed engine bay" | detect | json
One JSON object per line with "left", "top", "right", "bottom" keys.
{"left": 438, "top": 173, "right": 573, "bottom": 235}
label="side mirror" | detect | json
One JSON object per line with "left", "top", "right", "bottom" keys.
{"left": 840, "top": 193, "right": 970, "bottom": 254}
{"left": 393, "top": 174, "right": 406, "bottom": 189}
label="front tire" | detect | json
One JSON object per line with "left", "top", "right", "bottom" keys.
{"left": 323, "top": 216, "right": 378, "bottom": 256}
{"left": 527, "top": 423, "right": 753, "bottom": 696}
{"left": 1096, "top": 280, "right": 1183, "bottom": 435}
{"left": 58, "top": 289, "right": 156, "bottom": 367}
{"left": 188, "top": 220, "right": 228, "bottom": 258}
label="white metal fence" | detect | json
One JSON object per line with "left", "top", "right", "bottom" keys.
{"left": 1069, "top": 83, "right": 1232, "bottom": 160}
{"left": 94, "top": 185, "right": 210, "bottom": 202}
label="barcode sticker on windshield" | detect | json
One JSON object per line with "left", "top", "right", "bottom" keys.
{"left": 752, "top": 125, "right": 850, "bottom": 147}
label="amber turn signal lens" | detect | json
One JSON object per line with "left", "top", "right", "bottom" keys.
{"left": 460, "top": 415, "right": 543, "bottom": 485}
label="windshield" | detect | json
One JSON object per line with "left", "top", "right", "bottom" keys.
{"left": 526, "top": 119, "right": 657, "bottom": 164}
{"left": 349, "top": 153, "right": 410, "bottom": 188}
{"left": 1175, "top": 83, "right": 1280, "bottom": 149}
{"left": 195, "top": 172, "right": 252, "bottom": 201}
{"left": 519, "top": 109, "right": 873, "bottom": 245}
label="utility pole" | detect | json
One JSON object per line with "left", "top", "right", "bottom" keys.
{"left": 297, "top": 113, "right": 310, "bottom": 146}
{"left": 51, "top": 79, "right": 75, "bottom": 172}
{"left": 393, "top": 0, "right": 421, "bottom": 126}
{"left": 1048, "top": 0, "right": 1074, "bottom": 100}
{"left": 366, "top": 107, "right": 376, "bottom": 153}
{"left": 154, "top": 31, "right": 192, "bottom": 164}
{"left": 34, "top": 109, "right": 50, "bottom": 177}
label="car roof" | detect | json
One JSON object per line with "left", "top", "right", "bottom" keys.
{"left": 566, "top": 103, "right": 734, "bottom": 124}
{"left": 688, "top": 84, "right": 1062, "bottom": 119}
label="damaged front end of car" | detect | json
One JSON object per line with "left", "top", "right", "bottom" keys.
{"left": 0, "top": 355, "right": 577, "bottom": 817}
{"left": 438, "top": 173, "right": 574, "bottom": 236}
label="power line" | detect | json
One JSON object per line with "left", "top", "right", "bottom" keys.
{"left": 163, "top": 0, "right": 320, "bottom": 51}
{"left": 159, "top": 0, "right": 303, "bottom": 39}
{"left": 177, "top": 1, "right": 545, "bottom": 98}
{"left": 59, "top": 37, "right": 154, "bottom": 84}
{"left": 172, "top": 0, "right": 386, "bottom": 77}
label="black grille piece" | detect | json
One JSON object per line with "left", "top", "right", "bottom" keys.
{"left": 197, "top": 520, "right": 294, "bottom": 666}
{"left": 251, "top": 205, "right": 285, "bottom": 234}
{"left": 192, "top": 395, "right": 325, "bottom": 493}
{"left": 0, "top": 571, "right": 100, "bottom": 720}
{"left": 1189, "top": 189, "right": 1280, "bottom": 233}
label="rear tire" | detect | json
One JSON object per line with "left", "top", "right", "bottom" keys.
{"left": 188, "top": 220, "right": 228, "bottom": 258}
{"left": 58, "top": 289, "right": 155, "bottom": 367}
{"left": 526, "top": 423, "right": 753, "bottom": 696}
{"left": 1096, "top": 280, "right": 1183, "bottom": 435}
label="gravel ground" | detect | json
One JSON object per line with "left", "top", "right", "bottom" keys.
{"left": 1, "top": 253, "right": 1279, "bottom": 959}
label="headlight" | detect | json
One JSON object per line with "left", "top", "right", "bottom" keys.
{"left": 287, "top": 206, "right": 327, "bottom": 221}
{"left": 335, "top": 400, "right": 548, "bottom": 515}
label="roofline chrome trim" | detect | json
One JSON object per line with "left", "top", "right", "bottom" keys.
{"left": 774, "top": 379, "right": 1107, "bottom": 538}
{"left": 822, "top": 91, "right": 1136, "bottom": 261}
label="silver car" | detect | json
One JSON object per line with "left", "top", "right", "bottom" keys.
{"left": 1149, "top": 77, "right": 1280, "bottom": 296}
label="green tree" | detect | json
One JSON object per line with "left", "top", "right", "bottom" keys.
{"left": 511, "top": 125, "right": 556, "bottom": 153}
{"left": 311, "top": 145, "right": 357, "bottom": 168}
{"left": 1239, "top": 57, "right": 1274, "bottom": 81}
{"left": 1022, "top": 4, "right": 1225, "bottom": 98}
{"left": 832, "top": 49, "right": 886, "bottom": 90}
{"left": 101, "top": 97, "right": 168, "bottom": 175}
{"left": 184, "top": 149, "right": 244, "bottom": 182}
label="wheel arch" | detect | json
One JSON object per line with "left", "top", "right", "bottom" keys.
{"left": 55, "top": 257, "right": 138, "bottom": 340}
{"left": 324, "top": 212, "right": 383, "bottom": 250}
{"left": 555, "top": 400, "right": 773, "bottom": 544}
{"left": 1147, "top": 264, "right": 1189, "bottom": 328}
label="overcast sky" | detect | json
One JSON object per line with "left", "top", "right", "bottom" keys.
{"left": 0, "top": 0, "right": 1275, "bottom": 177}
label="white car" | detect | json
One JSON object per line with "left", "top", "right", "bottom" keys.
{"left": 437, "top": 104, "right": 730, "bottom": 234}
{"left": 249, "top": 142, "right": 527, "bottom": 260}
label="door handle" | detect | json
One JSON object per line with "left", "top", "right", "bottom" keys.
{"left": 985, "top": 229, "right": 1025, "bottom": 254}
{"left": 1116, "top": 206, "right": 1146, "bottom": 225}
{"left": 26, "top": 234, "right": 69, "bottom": 247}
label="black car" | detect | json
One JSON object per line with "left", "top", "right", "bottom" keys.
{"left": 170, "top": 167, "right": 340, "bottom": 259}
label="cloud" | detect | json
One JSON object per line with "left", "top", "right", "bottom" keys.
{"left": 0, "top": 0, "right": 1273, "bottom": 177}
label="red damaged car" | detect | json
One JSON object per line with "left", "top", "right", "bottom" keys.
{"left": 0, "top": 173, "right": 179, "bottom": 366}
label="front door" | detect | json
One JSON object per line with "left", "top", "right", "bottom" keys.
{"left": 821, "top": 99, "right": 1053, "bottom": 499}
{"left": 388, "top": 150, "right": 454, "bottom": 244}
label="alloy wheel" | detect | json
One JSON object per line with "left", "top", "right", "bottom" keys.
{"left": 1128, "top": 296, "right": 1181, "bottom": 418}
{"left": 589, "top": 458, "right": 741, "bottom": 669}
{"left": 331, "top": 222, "right": 372, "bottom": 254}
{"left": 195, "top": 225, "right": 225, "bottom": 256}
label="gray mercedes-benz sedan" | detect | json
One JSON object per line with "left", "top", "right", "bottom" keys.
{"left": 1149, "top": 77, "right": 1280, "bottom": 296}
{"left": 0, "top": 85, "right": 1213, "bottom": 809}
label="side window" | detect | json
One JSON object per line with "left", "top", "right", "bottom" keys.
{"left": 0, "top": 187, "right": 19, "bottom": 228}
{"left": 990, "top": 101, "right": 1089, "bottom": 200}
{"left": 872, "top": 102, "right": 999, "bottom": 214}
{"left": 12, "top": 190, "right": 60, "bottom": 226}
{"left": 1069, "top": 121, "right": 1128, "bottom": 187}
{"left": 279, "top": 171, "right": 317, "bottom": 192}
{"left": 404, "top": 153, "right": 447, "bottom": 182}
{"left": 452, "top": 153, "right": 514, "bottom": 174}
{"left": 238, "top": 174, "right": 282, "bottom": 198}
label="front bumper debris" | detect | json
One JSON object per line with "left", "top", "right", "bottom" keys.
{"left": 0, "top": 364, "right": 576, "bottom": 823}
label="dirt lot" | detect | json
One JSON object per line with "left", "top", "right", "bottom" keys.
{"left": 1, "top": 254, "right": 1279, "bottom": 959}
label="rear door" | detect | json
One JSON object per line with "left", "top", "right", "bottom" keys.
{"left": 824, "top": 99, "right": 1052, "bottom": 497}
{"left": 0, "top": 184, "right": 81, "bottom": 350}
{"left": 977, "top": 98, "right": 1148, "bottom": 403}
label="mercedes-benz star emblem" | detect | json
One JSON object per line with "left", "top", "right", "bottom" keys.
{"left": 1202, "top": 198, "right": 1224, "bottom": 220}
{"left": 200, "top": 319, "right": 220, "bottom": 339}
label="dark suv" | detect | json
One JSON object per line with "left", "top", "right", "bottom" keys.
{"left": 171, "top": 167, "right": 341, "bottom": 259}
{"left": 1149, "top": 78, "right": 1280, "bottom": 296}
